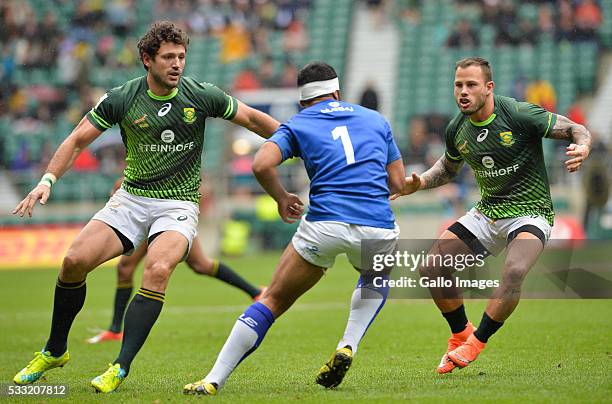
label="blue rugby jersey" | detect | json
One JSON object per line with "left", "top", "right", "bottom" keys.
{"left": 268, "top": 100, "right": 401, "bottom": 229}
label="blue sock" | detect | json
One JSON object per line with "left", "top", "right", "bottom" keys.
{"left": 337, "top": 274, "right": 388, "bottom": 354}
{"left": 204, "top": 302, "right": 274, "bottom": 387}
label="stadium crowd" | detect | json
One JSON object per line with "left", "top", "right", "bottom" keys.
{"left": 0, "top": 0, "right": 609, "bottom": 233}
{"left": 0, "top": 0, "right": 309, "bottom": 172}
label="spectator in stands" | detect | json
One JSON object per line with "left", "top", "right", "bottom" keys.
{"left": 283, "top": 19, "right": 308, "bottom": 53}
{"left": 115, "top": 39, "right": 138, "bottom": 69}
{"left": 0, "top": 45, "right": 15, "bottom": 83}
{"left": 107, "top": 0, "right": 135, "bottom": 37}
{"left": 582, "top": 134, "right": 610, "bottom": 232}
{"left": 538, "top": 4, "right": 556, "bottom": 37}
{"left": 280, "top": 59, "right": 298, "bottom": 88}
{"left": 525, "top": 78, "right": 557, "bottom": 112}
{"left": 567, "top": 101, "right": 586, "bottom": 126}
{"left": 511, "top": 73, "right": 528, "bottom": 101}
{"left": 233, "top": 66, "right": 262, "bottom": 91}
{"left": 218, "top": 17, "right": 252, "bottom": 63}
{"left": 446, "top": 20, "right": 479, "bottom": 48}
{"left": 358, "top": 81, "right": 380, "bottom": 111}
{"left": 364, "top": 0, "right": 386, "bottom": 29}
{"left": 404, "top": 116, "right": 429, "bottom": 172}
{"left": 259, "top": 56, "right": 278, "bottom": 87}
{"left": 95, "top": 35, "right": 115, "bottom": 65}
{"left": 556, "top": 0, "right": 576, "bottom": 42}
{"left": 515, "top": 18, "right": 540, "bottom": 46}
{"left": 398, "top": 0, "right": 421, "bottom": 25}
{"left": 574, "top": 0, "right": 603, "bottom": 41}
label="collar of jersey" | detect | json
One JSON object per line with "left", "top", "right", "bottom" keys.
{"left": 147, "top": 87, "right": 179, "bottom": 101}
{"left": 469, "top": 113, "right": 496, "bottom": 127}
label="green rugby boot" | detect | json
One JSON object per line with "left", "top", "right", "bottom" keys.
{"left": 316, "top": 346, "right": 353, "bottom": 388}
{"left": 91, "top": 363, "right": 127, "bottom": 393}
{"left": 13, "top": 350, "right": 70, "bottom": 385}
{"left": 183, "top": 379, "right": 218, "bottom": 395}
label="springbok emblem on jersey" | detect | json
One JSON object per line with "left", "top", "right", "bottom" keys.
{"left": 183, "top": 107, "right": 196, "bottom": 124}
{"left": 499, "top": 131, "right": 515, "bottom": 147}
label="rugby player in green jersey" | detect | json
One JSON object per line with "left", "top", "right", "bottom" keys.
{"left": 12, "top": 21, "right": 282, "bottom": 393}
{"left": 392, "top": 57, "right": 591, "bottom": 373}
{"left": 86, "top": 177, "right": 265, "bottom": 345}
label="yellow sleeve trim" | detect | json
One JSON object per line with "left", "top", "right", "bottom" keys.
{"left": 90, "top": 110, "right": 112, "bottom": 129}
{"left": 543, "top": 112, "right": 554, "bottom": 138}
{"left": 445, "top": 151, "right": 463, "bottom": 161}
{"left": 222, "top": 96, "right": 237, "bottom": 119}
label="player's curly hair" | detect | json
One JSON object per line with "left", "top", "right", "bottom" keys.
{"left": 137, "top": 21, "right": 190, "bottom": 70}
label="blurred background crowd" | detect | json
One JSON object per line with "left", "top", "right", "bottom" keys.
{"left": 0, "top": 0, "right": 610, "bottom": 251}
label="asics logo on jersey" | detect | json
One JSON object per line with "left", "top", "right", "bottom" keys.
{"left": 239, "top": 315, "right": 258, "bottom": 328}
{"left": 477, "top": 129, "right": 488, "bottom": 142}
{"left": 158, "top": 103, "right": 172, "bottom": 117}
{"left": 161, "top": 129, "right": 175, "bottom": 143}
{"left": 177, "top": 215, "right": 187, "bottom": 221}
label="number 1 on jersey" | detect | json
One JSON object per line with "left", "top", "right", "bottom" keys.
{"left": 331, "top": 125, "right": 355, "bottom": 165}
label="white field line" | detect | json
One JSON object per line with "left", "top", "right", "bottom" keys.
{"left": 0, "top": 300, "right": 428, "bottom": 321}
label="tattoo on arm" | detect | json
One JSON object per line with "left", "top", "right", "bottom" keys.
{"left": 420, "top": 155, "right": 463, "bottom": 190}
{"left": 548, "top": 114, "right": 592, "bottom": 148}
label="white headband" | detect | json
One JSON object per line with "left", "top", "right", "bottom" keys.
{"left": 298, "top": 77, "right": 339, "bottom": 101}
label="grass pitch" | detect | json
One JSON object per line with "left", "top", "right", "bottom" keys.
{"left": 1, "top": 253, "right": 611, "bottom": 403}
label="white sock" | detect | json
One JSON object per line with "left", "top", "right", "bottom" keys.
{"left": 337, "top": 286, "right": 386, "bottom": 354}
{"left": 204, "top": 302, "right": 274, "bottom": 388}
{"left": 204, "top": 321, "right": 257, "bottom": 387}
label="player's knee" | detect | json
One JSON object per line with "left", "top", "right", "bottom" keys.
{"left": 62, "top": 252, "right": 89, "bottom": 277}
{"left": 502, "top": 260, "right": 529, "bottom": 286}
{"left": 117, "top": 261, "right": 136, "bottom": 282}
{"left": 144, "top": 261, "right": 174, "bottom": 286}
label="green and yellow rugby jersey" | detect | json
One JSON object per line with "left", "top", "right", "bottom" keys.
{"left": 444, "top": 94, "right": 557, "bottom": 225}
{"left": 86, "top": 76, "right": 238, "bottom": 203}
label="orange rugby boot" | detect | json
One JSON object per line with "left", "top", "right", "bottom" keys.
{"left": 437, "top": 321, "right": 475, "bottom": 374}
{"left": 447, "top": 333, "right": 486, "bottom": 369}
{"left": 86, "top": 330, "right": 123, "bottom": 344}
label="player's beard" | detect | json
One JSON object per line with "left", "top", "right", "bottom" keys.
{"left": 457, "top": 93, "right": 486, "bottom": 116}
{"left": 150, "top": 68, "right": 181, "bottom": 91}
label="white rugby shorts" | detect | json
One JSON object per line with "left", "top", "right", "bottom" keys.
{"left": 92, "top": 188, "right": 199, "bottom": 255}
{"left": 292, "top": 218, "right": 400, "bottom": 269}
{"left": 456, "top": 207, "right": 551, "bottom": 256}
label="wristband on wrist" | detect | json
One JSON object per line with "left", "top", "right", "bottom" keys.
{"left": 38, "top": 173, "right": 57, "bottom": 188}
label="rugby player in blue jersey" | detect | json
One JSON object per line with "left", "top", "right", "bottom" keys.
{"left": 184, "top": 61, "right": 407, "bottom": 395}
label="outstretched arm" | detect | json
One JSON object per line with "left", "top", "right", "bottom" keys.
{"left": 252, "top": 142, "right": 304, "bottom": 223}
{"left": 391, "top": 154, "right": 463, "bottom": 200}
{"left": 231, "top": 100, "right": 280, "bottom": 139}
{"left": 547, "top": 114, "right": 591, "bottom": 172}
{"left": 13, "top": 117, "right": 103, "bottom": 217}
{"left": 420, "top": 154, "right": 464, "bottom": 189}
